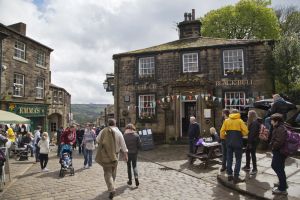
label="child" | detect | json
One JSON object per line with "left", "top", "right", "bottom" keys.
{"left": 38, "top": 132, "right": 50, "bottom": 172}
{"left": 62, "top": 152, "right": 71, "bottom": 168}
{"left": 123, "top": 124, "right": 141, "bottom": 187}
{"left": 210, "top": 127, "right": 220, "bottom": 142}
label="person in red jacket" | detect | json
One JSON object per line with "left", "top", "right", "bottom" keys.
{"left": 60, "top": 125, "right": 76, "bottom": 157}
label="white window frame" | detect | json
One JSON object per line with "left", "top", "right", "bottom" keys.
{"left": 36, "top": 50, "right": 46, "bottom": 67}
{"left": 138, "top": 94, "right": 156, "bottom": 119}
{"left": 13, "top": 73, "right": 24, "bottom": 97}
{"left": 183, "top": 53, "right": 198, "bottom": 73}
{"left": 223, "top": 49, "right": 244, "bottom": 76}
{"left": 36, "top": 79, "right": 44, "bottom": 99}
{"left": 138, "top": 57, "right": 155, "bottom": 78}
{"left": 224, "top": 91, "right": 246, "bottom": 110}
{"left": 14, "top": 41, "right": 26, "bottom": 60}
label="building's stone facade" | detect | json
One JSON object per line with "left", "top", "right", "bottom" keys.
{"left": 0, "top": 22, "right": 71, "bottom": 133}
{"left": 48, "top": 84, "right": 71, "bottom": 136}
{"left": 111, "top": 11, "right": 274, "bottom": 143}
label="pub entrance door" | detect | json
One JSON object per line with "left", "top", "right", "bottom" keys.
{"left": 181, "top": 101, "right": 196, "bottom": 137}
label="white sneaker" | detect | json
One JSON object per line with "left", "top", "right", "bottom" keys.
{"left": 43, "top": 168, "right": 49, "bottom": 172}
{"left": 84, "top": 165, "right": 88, "bottom": 169}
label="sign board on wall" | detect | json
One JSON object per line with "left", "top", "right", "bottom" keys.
{"left": 204, "top": 109, "right": 211, "bottom": 118}
{"left": 215, "top": 80, "right": 253, "bottom": 87}
{"left": 138, "top": 129, "right": 154, "bottom": 151}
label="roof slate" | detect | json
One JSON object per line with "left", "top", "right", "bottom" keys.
{"left": 113, "top": 36, "right": 272, "bottom": 58}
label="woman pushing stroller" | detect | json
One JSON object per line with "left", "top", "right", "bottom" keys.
{"left": 60, "top": 125, "right": 76, "bottom": 158}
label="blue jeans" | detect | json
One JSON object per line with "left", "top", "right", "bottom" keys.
{"left": 84, "top": 149, "right": 93, "bottom": 167}
{"left": 226, "top": 145, "right": 242, "bottom": 177}
{"left": 221, "top": 140, "right": 227, "bottom": 168}
{"left": 271, "top": 150, "right": 287, "bottom": 191}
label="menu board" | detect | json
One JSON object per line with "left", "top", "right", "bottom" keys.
{"left": 138, "top": 129, "right": 154, "bottom": 151}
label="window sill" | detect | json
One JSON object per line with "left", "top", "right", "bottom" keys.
{"left": 13, "top": 95, "right": 24, "bottom": 98}
{"left": 13, "top": 56, "right": 28, "bottom": 64}
{"left": 137, "top": 118, "right": 157, "bottom": 123}
{"left": 36, "top": 64, "right": 47, "bottom": 69}
{"left": 35, "top": 97, "right": 44, "bottom": 100}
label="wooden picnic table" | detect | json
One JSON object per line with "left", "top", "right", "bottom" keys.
{"left": 187, "top": 141, "right": 222, "bottom": 168}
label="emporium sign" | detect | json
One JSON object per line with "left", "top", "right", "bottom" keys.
{"left": 215, "top": 79, "right": 253, "bottom": 87}
{"left": 8, "top": 103, "right": 47, "bottom": 117}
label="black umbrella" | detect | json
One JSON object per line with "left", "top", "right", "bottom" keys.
{"left": 253, "top": 99, "right": 297, "bottom": 111}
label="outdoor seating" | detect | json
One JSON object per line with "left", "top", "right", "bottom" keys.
{"left": 188, "top": 138, "right": 222, "bottom": 168}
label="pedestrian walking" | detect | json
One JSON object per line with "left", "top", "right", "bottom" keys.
{"left": 77, "top": 126, "right": 84, "bottom": 154}
{"left": 220, "top": 109, "right": 229, "bottom": 172}
{"left": 38, "top": 132, "right": 50, "bottom": 172}
{"left": 56, "top": 126, "right": 64, "bottom": 157}
{"left": 95, "top": 119, "right": 128, "bottom": 199}
{"left": 123, "top": 124, "right": 141, "bottom": 187}
{"left": 60, "top": 125, "right": 76, "bottom": 158}
{"left": 220, "top": 109, "right": 248, "bottom": 184}
{"left": 82, "top": 124, "right": 96, "bottom": 169}
{"left": 188, "top": 116, "right": 200, "bottom": 154}
{"left": 242, "top": 110, "right": 260, "bottom": 175}
{"left": 270, "top": 113, "right": 288, "bottom": 195}
{"left": 33, "top": 126, "right": 42, "bottom": 163}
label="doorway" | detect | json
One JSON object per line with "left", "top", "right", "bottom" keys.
{"left": 181, "top": 101, "right": 196, "bottom": 137}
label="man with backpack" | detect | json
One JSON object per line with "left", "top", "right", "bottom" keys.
{"left": 95, "top": 119, "right": 128, "bottom": 199}
{"left": 270, "top": 113, "right": 288, "bottom": 195}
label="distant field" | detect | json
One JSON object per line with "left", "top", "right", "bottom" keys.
{"left": 71, "top": 104, "right": 108, "bottom": 124}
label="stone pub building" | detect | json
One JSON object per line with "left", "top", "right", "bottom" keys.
{"left": 111, "top": 10, "right": 273, "bottom": 143}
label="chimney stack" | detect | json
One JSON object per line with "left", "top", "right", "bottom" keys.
{"left": 184, "top": 13, "right": 188, "bottom": 21}
{"left": 7, "top": 22, "right": 26, "bottom": 36}
{"left": 192, "top": 9, "right": 195, "bottom": 20}
{"left": 178, "top": 9, "right": 201, "bottom": 39}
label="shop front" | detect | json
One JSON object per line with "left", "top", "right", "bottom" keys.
{"left": 7, "top": 103, "right": 48, "bottom": 132}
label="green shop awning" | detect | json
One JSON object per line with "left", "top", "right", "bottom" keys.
{"left": 0, "top": 110, "right": 31, "bottom": 124}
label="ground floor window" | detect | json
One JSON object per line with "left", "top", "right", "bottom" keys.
{"left": 50, "top": 122, "right": 57, "bottom": 132}
{"left": 138, "top": 94, "right": 156, "bottom": 120}
{"left": 224, "top": 91, "right": 246, "bottom": 110}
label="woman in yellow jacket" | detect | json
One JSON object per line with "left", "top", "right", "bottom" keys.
{"left": 220, "top": 109, "right": 248, "bottom": 184}
{"left": 6, "top": 125, "right": 16, "bottom": 143}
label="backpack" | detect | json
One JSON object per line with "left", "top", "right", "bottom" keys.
{"left": 280, "top": 126, "right": 300, "bottom": 156}
{"left": 259, "top": 124, "right": 269, "bottom": 141}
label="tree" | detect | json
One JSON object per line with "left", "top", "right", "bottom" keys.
{"left": 275, "top": 6, "right": 300, "bottom": 36}
{"left": 272, "top": 33, "right": 300, "bottom": 93}
{"left": 201, "top": 0, "right": 280, "bottom": 40}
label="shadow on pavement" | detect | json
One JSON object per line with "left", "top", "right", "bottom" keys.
{"left": 37, "top": 170, "right": 61, "bottom": 179}
{"left": 15, "top": 171, "right": 40, "bottom": 179}
{"left": 92, "top": 185, "right": 128, "bottom": 200}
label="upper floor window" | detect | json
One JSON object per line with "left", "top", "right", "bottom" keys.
{"left": 14, "top": 41, "right": 26, "bottom": 60}
{"left": 36, "top": 50, "right": 46, "bottom": 67}
{"left": 138, "top": 94, "right": 156, "bottom": 120}
{"left": 183, "top": 53, "right": 198, "bottom": 73}
{"left": 13, "top": 73, "right": 24, "bottom": 97}
{"left": 53, "top": 90, "right": 58, "bottom": 103}
{"left": 224, "top": 91, "right": 246, "bottom": 110}
{"left": 58, "top": 91, "right": 63, "bottom": 103}
{"left": 36, "top": 79, "right": 44, "bottom": 99}
{"left": 139, "top": 57, "right": 155, "bottom": 78}
{"left": 223, "top": 49, "right": 244, "bottom": 76}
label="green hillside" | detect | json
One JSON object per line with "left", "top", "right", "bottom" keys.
{"left": 71, "top": 104, "right": 108, "bottom": 124}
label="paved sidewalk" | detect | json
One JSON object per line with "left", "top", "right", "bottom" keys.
{"left": 217, "top": 153, "right": 300, "bottom": 200}
{"left": 139, "top": 145, "right": 300, "bottom": 200}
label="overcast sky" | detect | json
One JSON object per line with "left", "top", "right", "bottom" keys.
{"left": 0, "top": 0, "right": 299, "bottom": 104}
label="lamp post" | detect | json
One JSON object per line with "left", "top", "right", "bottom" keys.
{"left": 0, "top": 31, "right": 8, "bottom": 107}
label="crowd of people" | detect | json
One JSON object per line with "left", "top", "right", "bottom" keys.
{"left": 188, "top": 93, "right": 297, "bottom": 196}
{"left": 0, "top": 93, "right": 298, "bottom": 198}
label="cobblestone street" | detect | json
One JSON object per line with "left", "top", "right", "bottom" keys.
{"left": 1, "top": 147, "right": 254, "bottom": 200}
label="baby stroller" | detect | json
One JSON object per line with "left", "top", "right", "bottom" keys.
{"left": 59, "top": 144, "right": 75, "bottom": 177}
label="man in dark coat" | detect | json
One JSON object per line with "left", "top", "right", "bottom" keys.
{"left": 188, "top": 116, "right": 200, "bottom": 154}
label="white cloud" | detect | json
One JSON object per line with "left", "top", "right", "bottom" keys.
{"left": 0, "top": 0, "right": 299, "bottom": 103}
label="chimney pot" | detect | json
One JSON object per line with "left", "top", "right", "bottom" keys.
{"left": 192, "top": 9, "right": 195, "bottom": 20}
{"left": 188, "top": 13, "right": 192, "bottom": 21}
{"left": 184, "top": 13, "right": 188, "bottom": 21}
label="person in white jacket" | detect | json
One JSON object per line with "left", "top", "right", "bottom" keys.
{"left": 38, "top": 132, "right": 50, "bottom": 172}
